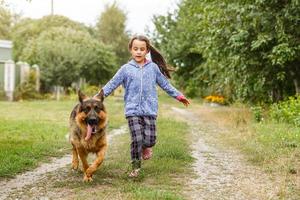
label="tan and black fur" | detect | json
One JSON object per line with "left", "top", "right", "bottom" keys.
{"left": 69, "top": 90, "right": 107, "bottom": 182}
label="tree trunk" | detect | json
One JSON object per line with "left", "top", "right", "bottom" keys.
{"left": 289, "top": 66, "right": 300, "bottom": 95}
{"left": 271, "top": 86, "right": 283, "bottom": 102}
{"left": 293, "top": 78, "right": 300, "bottom": 95}
{"left": 55, "top": 86, "right": 60, "bottom": 101}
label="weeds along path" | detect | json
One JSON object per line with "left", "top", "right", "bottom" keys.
{"left": 171, "top": 107, "right": 281, "bottom": 200}
{"left": 0, "top": 125, "right": 127, "bottom": 200}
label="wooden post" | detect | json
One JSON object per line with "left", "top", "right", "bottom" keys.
{"left": 20, "top": 62, "right": 30, "bottom": 84}
{"left": 4, "top": 60, "right": 15, "bottom": 101}
{"left": 32, "top": 64, "right": 40, "bottom": 92}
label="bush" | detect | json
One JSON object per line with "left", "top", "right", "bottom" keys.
{"left": 14, "top": 71, "right": 42, "bottom": 100}
{"left": 251, "top": 106, "right": 263, "bottom": 122}
{"left": 82, "top": 85, "right": 99, "bottom": 97}
{"left": 270, "top": 96, "right": 300, "bottom": 126}
{"left": 0, "top": 90, "right": 6, "bottom": 101}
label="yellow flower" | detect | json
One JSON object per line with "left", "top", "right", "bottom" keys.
{"left": 204, "top": 95, "right": 225, "bottom": 104}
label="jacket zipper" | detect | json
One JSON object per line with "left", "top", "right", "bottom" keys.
{"left": 139, "top": 66, "right": 143, "bottom": 112}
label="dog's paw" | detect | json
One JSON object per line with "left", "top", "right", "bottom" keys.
{"left": 83, "top": 175, "right": 93, "bottom": 182}
{"left": 86, "top": 165, "right": 97, "bottom": 175}
{"left": 71, "top": 162, "right": 79, "bottom": 170}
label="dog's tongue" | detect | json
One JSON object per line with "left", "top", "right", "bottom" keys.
{"left": 85, "top": 125, "right": 92, "bottom": 141}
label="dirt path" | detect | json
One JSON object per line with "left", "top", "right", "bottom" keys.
{"left": 0, "top": 125, "right": 127, "bottom": 200}
{"left": 171, "top": 107, "right": 281, "bottom": 200}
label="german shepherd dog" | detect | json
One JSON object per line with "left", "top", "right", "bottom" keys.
{"left": 69, "top": 90, "right": 107, "bottom": 182}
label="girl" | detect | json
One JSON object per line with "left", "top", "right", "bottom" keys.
{"left": 98, "top": 35, "right": 190, "bottom": 177}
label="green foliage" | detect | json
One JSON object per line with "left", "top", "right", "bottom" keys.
{"left": 0, "top": 5, "right": 11, "bottom": 39}
{"left": 251, "top": 106, "right": 263, "bottom": 122}
{"left": 14, "top": 70, "right": 41, "bottom": 100}
{"left": 20, "top": 27, "right": 88, "bottom": 89}
{"left": 153, "top": 0, "right": 300, "bottom": 103}
{"left": 81, "top": 85, "right": 99, "bottom": 97}
{"left": 79, "top": 40, "right": 117, "bottom": 86}
{"left": 11, "top": 15, "right": 88, "bottom": 61}
{"left": 0, "top": 90, "right": 6, "bottom": 100}
{"left": 12, "top": 15, "right": 117, "bottom": 91}
{"left": 270, "top": 95, "right": 300, "bottom": 126}
{"left": 95, "top": 2, "right": 130, "bottom": 66}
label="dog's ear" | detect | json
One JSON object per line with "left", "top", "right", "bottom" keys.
{"left": 78, "top": 90, "right": 88, "bottom": 103}
{"left": 94, "top": 89, "right": 104, "bottom": 102}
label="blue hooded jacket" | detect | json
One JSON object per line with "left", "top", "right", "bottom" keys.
{"left": 102, "top": 60, "right": 182, "bottom": 117}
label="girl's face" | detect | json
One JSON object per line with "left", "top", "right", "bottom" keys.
{"left": 130, "top": 39, "right": 149, "bottom": 65}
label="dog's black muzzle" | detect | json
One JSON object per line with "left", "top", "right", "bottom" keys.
{"left": 87, "top": 117, "right": 99, "bottom": 126}
{"left": 86, "top": 109, "right": 100, "bottom": 126}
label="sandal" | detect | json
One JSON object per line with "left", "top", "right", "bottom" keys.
{"left": 142, "top": 147, "right": 153, "bottom": 160}
{"left": 128, "top": 168, "right": 140, "bottom": 178}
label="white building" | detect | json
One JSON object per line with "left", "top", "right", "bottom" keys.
{"left": 0, "top": 40, "right": 40, "bottom": 101}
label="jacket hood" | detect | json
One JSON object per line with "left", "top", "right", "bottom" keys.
{"left": 128, "top": 59, "right": 151, "bottom": 68}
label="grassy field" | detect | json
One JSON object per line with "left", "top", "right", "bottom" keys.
{"left": 0, "top": 96, "right": 125, "bottom": 178}
{"left": 200, "top": 105, "right": 300, "bottom": 171}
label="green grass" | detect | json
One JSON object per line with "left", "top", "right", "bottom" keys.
{"left": 0, "top": 97, "right": 125, "bottom": 178}
{"left": 241, "top": 122, "right": 300, "bottom": 172}
{"left": 237, "top": 122, "right": 300, "bottom": 199}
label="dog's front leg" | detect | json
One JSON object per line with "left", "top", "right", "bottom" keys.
{"left": 76, "top": 147, "right": 91, "bottom": 181}
{"left": 86, "top": 143, "right": 108, "bottom": 179}
{"left": 71, "top": 144, "right": 79, "bottom": 170}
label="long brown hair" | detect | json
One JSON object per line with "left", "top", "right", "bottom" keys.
{"left": 128, "top": 35, "right": 173, "bottom": 78}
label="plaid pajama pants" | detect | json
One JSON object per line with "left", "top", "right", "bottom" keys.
{"left": 127, "top": 116, "right": 157, "bottom": 169}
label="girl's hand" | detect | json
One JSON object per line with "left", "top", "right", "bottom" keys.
{"left": 176, "top": 95, "right": 190, "bottom": 107}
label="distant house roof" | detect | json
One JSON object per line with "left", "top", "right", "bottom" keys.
{"left": 0, "top": 40, "right": 12, "bottom": 61}
{"left": 0, "top": 40, "right": 12, "bottom": 48}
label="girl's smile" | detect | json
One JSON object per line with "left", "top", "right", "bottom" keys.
{"left": 130, "top": 39, "right": 149, "bottom": 66}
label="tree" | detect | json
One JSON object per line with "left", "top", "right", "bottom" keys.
{"left": 79, "top": 42, "right": 117, "bottom": 86}
{"left": 1, "top": 0, "right": 33, "bottom": 40}
{"left": 153, "top": 0, "right": 300, "bottom": 103}
{"left": 20, "top": 27, "right": 117, "bottom": 91}
{"left": 12, "top": 15, "right": 118, "bottom": 91}
{"left": 0, "top": 5, "right": 12, "bottom": 39}
{"left": 11, "top": 15, "right": 88, "bottom": 61}
{"left": 95, "top": 2, "right": 130, "bottom": 66}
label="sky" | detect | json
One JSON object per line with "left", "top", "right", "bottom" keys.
{"left": 4, "top": 0, "right": 180, "bottom": 34}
